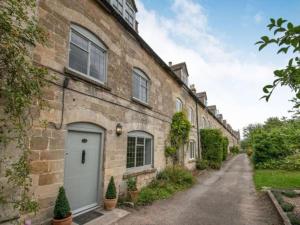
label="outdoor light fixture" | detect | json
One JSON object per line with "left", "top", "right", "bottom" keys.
{"left": 116, "top": 123, "right": 122, "bottom": 136}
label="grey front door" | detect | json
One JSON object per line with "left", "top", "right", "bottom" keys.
{"left": 64, "top": 129, "right": 102, "bottom": 214}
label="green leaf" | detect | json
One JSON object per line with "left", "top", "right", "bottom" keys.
{"left": 287, "top": 22, "right": 294, "bottom": 30}
{"left": 263, "top": 85, "right": 273, "bottom": 94}
{"left": 270, "top": 18, "right": 275, "bottom": 25}
{"left": 277, "top": 46, "right": 290, "bottom": 54}
{"left": 261, "top": 36, "right": 269, "bottom": 43}
{"left": 259, "top": 43, "right": 267, "bottom": 51}
{"left": 255, "top": 41, "right": 264, "bottom": 45}
{"left": 277, "top": 18, "right": 287, "bottom": 27}
{"left": 274, "top": 27, "right": 286, "bottom": 35}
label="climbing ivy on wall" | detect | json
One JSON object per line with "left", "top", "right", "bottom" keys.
{"left": 165, "top": 112, "right": 191, "bottom": 164}
{"left": 0, "top": 0, "right": 48, "bottom": 221}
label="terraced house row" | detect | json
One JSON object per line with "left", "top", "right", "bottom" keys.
{"left": 6, "top": 0, "right": 239, "bottom": 223}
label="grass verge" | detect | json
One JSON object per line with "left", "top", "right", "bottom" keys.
{"left": 254, "top": 169, "right": 300, "bottom": 189}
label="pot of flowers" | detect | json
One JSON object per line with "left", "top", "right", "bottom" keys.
{"left": 127, "top": 177, "right": 138, "bottom": 203}
{"left": 52, "top": 187, "right": 72, "bottom": 225}
{"left": 104, "top": 176, "right": 117, "bottom": 210}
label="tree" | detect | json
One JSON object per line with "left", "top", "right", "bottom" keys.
{"left": 0, "top": 0, "right": 48, "bottom": 220}
{"left": 256, "top": 18, "right": 300, "bottom": 115}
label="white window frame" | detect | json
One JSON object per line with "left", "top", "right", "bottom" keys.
{"left": 189, "top": 140, "right": 196, "bottom": 159}
{"left": 111, "top": 0, "right": 136, "bottom": 28}
{"left": 126, "top": 131, "right": 153, "bottom": 171}
{"left": 132, "top": 68, "right": 150, "bottom": 104}
{"left": 68, "top": 24, "right": 107, "bottom": 84}
{"left": 176, "top": 98, "right": 183, "bottom": 112}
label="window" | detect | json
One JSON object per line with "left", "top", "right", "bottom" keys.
{"left": 188, "top": 107, "right": 194, "bottom": 125}
{"left": 125, "top": 2, "right": 135, "bottom": 26}
{"left": 126, "top": 131, "right": 153, "bottom": 169}
{"left": 132, "top": 68, "right": 149, "bottom": 103}
{"left": 69, "top": 24, "right": 107, "bottom": 83}
{"left": 112, "top": 0, "right": 123, "bottom": 14}
{"left": 176, "top": 98, "right": 183, "bottom": 112}
{"left": 189, "top": 141, "right": 196, "bottom": 159}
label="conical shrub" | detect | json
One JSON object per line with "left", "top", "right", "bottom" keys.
{"left": 53, "top": 187, "right": 71, "bottom": 219}
{"left": 105, "top": 176, "right": 117, "bottom": 199}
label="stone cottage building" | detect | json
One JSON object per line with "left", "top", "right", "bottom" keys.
{"left": 1, "top": 0, "right": 239, "bottom": 224}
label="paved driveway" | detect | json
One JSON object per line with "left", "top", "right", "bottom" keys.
{"left": 116, "top": 154, "right": 283, "bottom": 225}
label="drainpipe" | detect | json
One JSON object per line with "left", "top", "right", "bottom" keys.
{"left": 195, "top": 100, "right": 201, "bottom": 159}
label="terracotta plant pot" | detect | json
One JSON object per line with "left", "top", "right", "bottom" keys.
{"left": 128, "top": 190, "right": 139, "bottom": 203}
{"left": 52, "top": 213, "right": 72, "bottom": 225}
{"left": 104, "top": 198, "right": 117, "bottom": 210}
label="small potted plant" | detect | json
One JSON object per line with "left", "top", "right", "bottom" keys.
{"left": 127, "top": 177, "right": 138, "bottom": 203}
{"left": 52, "top": 187, "right": 72, "bottom": 225}
{"left": 104, "top": 176, "right": 117, "bottom": 210}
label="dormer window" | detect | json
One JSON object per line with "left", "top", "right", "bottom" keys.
{"left": 110, "top": 0, "right": 137, "bottom": 29}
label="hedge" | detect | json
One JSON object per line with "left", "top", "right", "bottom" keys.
{"left": 200, "top": 129, "right": 223, "bottom": 169}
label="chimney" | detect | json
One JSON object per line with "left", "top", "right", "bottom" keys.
{"left": 190, "top": 84, "right": 196, "bottom": 94}
{"left": 168, "top": 61, "right": 172, "bottom": 66}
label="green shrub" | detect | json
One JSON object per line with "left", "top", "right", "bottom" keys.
{"left": 230, "top": 146, "right": 240, "bottom": 154}
{"left": 256, "top": 154, "right": 300, "bottom": 170}
{"left": 222, "top": 137, "right": 229, "bottom": 160}
{"left": 247, "top": 148, "right": 253, "bottom": 157}
{"left": 281, "top": 202, "right": 295, "bottom": 212}
{"left": 127, "top": 177, "right": 137, "bottom": 191}
{"left": 252, "top": 129, "right": 294, "bottom": 165}
{"left": 138, "top": 166, "right": 195, "bottom": 205}
{"left": 200, "top": 129, "right": 223, "bottom": 169}
{"left": 138, "top": 187, "right": 157, "bottom": 205}
{"left": 282, "top": 190, "right": 298, "bottom": 198}
{"left": 54, "top": 187, "right": 71, "bottom": 219}
{"left": 209, "top": 161, "right": 221, "bottom": 169}
{"left": 196, "top": 159, "right": 209, "bottom": 170}
{"left": 272, "top": 190, "right": 284, "bottom": 204}
{"left": 287, "top": 212, "right": 300, "bottom": 225}
{"left": 105, "top": 176, "right": 117, "bottom": 199}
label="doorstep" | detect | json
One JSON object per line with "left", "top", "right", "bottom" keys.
{"left": 72, "top": 208, "right": 130, "bottom": 225}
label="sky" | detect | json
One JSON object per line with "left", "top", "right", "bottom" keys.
{"left": 135, "top": 0, "right": 300, "bottom": 137}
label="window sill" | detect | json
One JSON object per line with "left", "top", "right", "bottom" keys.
{"left": 131, "top": 97, "right": 152, "bottom": 109}
{"left": 123, "top": 167, "right": 157, "bottom": 179}
{"left": 64, "top": 67, "right": 111, "bottom": 91}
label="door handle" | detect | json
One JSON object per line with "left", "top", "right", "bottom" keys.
{"left": 81, "top": 150, "right": 86, "bottom": 164}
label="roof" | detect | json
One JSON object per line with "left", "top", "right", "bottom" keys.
{"left": 127, "top": 0, "right": 138, "bottom": 12}
{"left": 170, "top": 62, "right": 189, "bottom": 77}
{"left": 196, "top": 92, "right": 207, "bottom": 99}
{"left": 95, "top": 0, "right": 239, "bottom": 139}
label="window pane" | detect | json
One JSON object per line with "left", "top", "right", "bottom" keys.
{"left": 89, "top": 44, "right": 106, "bottom": 82}
{"left": 141, "top": 86, "right": 147, "bottom": 102}
{"left": 71, "top": 32, "right": 88, "bottom": 50}
{"left": 137, "top": 137, "right": 144, "bottom": 145}
{"left": 136, "top": 145, "right": 144, "bottom": 167}
{"left": 127, "top": 137, "right": 135, "bottom": 168}
{"left": 133, "top": 73, "right": 139, "bottom": 99}
{"left": 69, "top": 43, "right": 88, "bottom": 74}
{"left": 145, "top": 138, "right": 152, "bottom": 165}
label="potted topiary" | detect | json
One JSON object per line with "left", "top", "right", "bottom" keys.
{"left": 52, "top": 187, "right": 72, "bottom": 225}
{"left": 104, "top": 176, "right": 117, "bottom": 210}
{"left": 127, "top": 177, "right": 138, "bottom": 203}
